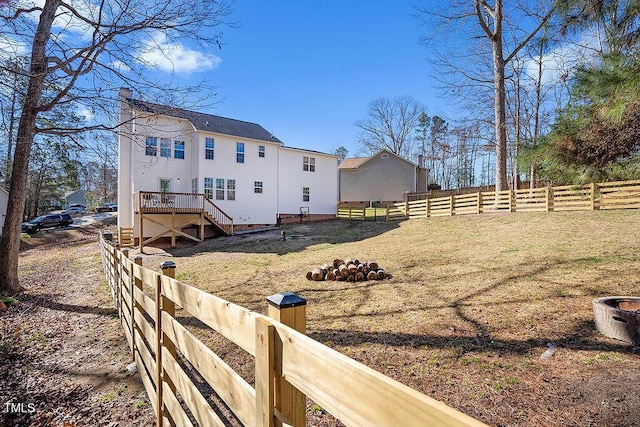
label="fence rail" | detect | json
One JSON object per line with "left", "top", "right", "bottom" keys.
{"left": 99, "top": 234, "right": 486, "bottom": 427}
{"left": 338, "top": 180, "right": 640, "bottom": 220}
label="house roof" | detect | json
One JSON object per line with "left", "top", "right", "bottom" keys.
{"left": 338, "top": 157, "right": 369, "bottom": 170}
{"left": 127, "top": 98, "right": 283, "bottom": 144}
{"left": 281, "top": 145, "right": 339, "bottom": 158}
{"left": 338, "top": 149, "right": 417, "bottom": 170}
{"left": 64, "top": 189, "right": 87, "bottom": 199}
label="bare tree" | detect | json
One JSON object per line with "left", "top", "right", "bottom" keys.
{"left": 0, "top": 0, "right": 233, "bottom": 293}
{"left": 355, "top": 96, "right": 424, "bottom": 159}
{"left": 417, "top": 1, "right": 556, "bottom": 191}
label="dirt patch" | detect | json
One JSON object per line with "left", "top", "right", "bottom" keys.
{"left": 1, "top": 215, "right": 154, "bottom": 426}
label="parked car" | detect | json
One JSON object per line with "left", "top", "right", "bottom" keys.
{"left": 21, "top": 213, "right": 73, "bottom": 234}
{"left": 96, "top": 203, "right": 117, "bottom": 212}
{"left": 63, "top": 206, "right": 88, "bottom": 215}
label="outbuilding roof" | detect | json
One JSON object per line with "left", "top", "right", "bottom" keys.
{"left": 338, "top": 149, "right": 417, "bottom": 170}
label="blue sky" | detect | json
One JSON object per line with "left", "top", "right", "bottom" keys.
{"left": 197, "top": 1, "right": 443, "bottom": 157}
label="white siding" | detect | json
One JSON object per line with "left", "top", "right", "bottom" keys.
{"left": 197, "top": 134, "right": 280, "bottom": 225}
{"left": 278, "top": 148, "right": 338, "bottom": 215}
{"left": 129, "top": 114, "right": 195, "bottom": 195}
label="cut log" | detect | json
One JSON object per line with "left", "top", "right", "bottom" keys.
{"left": 326, "top": 271, "right": 336, "bottom": 281}
{"left": 348, "top": 264, "right": 358, "bottom": 275}
{"left": 306, "top": 271, "right": 313, "bottom": 280}
{"left": 355, "top": 272, "right": 365, "bottom": 281}
{"left": 367, "top": 271, "right": 377, "bottom": 281}
{"left": 312, "top": 268, "right": 324, "bottom": 281}
{"left": 346, "top": 274, "right": 356, "bottom": 282}
{"left": 376, "top": 269, "right": 386, "bottom": 280}
{"left": 339, "top": 264, "right": 349, "bottom": 276}
{"left": 333, "top": 259, "right": 344, "bottom": 268}
{"left": 368, "top": 261, "right": 379, "bottom": 271}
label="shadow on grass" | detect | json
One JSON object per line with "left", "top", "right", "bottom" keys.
{"left": 19, "top": 292, "right": 118, "bottom": 317}
{"left": 307, "top": 319, "right": 638, "bottom": 357}
{"left": 159, "top": 219, "right": 402, "bottom": 257}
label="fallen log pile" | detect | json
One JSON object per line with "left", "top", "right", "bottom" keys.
{"left": 306, "top": 258, "right": 391, "bottom": 282}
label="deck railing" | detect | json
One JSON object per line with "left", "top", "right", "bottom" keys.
{"left": 134, "top": 191, "right": 233, "bottom": 235}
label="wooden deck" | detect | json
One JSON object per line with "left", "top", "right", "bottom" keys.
{"left": 134, "top": 191, "right": 233, "bottom": 251}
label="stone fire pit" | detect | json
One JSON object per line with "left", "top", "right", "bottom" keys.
{"left": 593, "top": 296, "right": 640, "bottom": 345}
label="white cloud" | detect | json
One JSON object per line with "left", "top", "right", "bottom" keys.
{"left": 522, "top": 33, "right": 601, "bottom": 88}
{"left": 110, "top": 60, "right": 132, "bottom": 73}
{"left": 0, "top": 35, "right": 29, "bottom": 58}
{"left": 138, "top": 32, "right": 222, "bottom": 74}
{"left": 77, "top": 104, "right": 95, "bottom": 122}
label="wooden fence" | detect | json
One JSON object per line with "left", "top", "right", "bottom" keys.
{"left": 99, "top": 234, "right": 486, "bottom": 427}
{"left": 338, "top": 180, "right": 640, "bottom": 221}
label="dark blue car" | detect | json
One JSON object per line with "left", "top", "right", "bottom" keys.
{"left": 21, "top": 213, "right": 73, "bottom": 234}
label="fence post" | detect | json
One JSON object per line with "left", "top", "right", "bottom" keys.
{"left": 120, "top": 249, "right": 130, "bottom": 329}
{"left": 426, "top": 198, "right": 431, "bottom": 218}
{"left": 591, "top": 182, "right": 597, "bottom": 210}
{"left": 255, "top": 317, "right": 275, "bottom": 427}
{"left": 159, "top": 261, "right": 177, "bottom": 361}
{"left": 405, "top": 200, "right": 409, "bottom": 219}
{"left": 546, "top": 187, "right": 554, "bottom": 212}
{"left": 450, "top": 195, "right": 455, "bottom": 216}
{"left": 477, "top": 192, "right": 482, "bottom": 214}
{"left": 155, "top": 261, "right": 177, "bottom": 427}
{"left": 509, "top": 190, "right": 514, "bottom": 213}
{"left": 266, "top": 292, "right": 307, "bottom": 427}
{"left": 114, "top": 247, "right": 122, "bottom": 321}
{"left": 130, "top": 255, "right": 142, "bottom": 359}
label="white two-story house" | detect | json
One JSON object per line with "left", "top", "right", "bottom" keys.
{"left": 117, "top": 88, "right": 338, "bottom": 247}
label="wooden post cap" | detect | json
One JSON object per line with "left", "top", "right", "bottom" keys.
{"left": 160, "top": 261, "right": 176, "bottom": 270}
{"left": 134, "top": 255, "right": 143, "bottom": 261}
{"left": 266, "top": 292, "right": 307, "bottom": 309}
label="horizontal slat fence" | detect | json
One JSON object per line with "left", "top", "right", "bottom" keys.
{"left": 99, "top": 234, "right": 485, "bottom": 427}
{"left": 338, "top": 180, "right": 640, "bottom": 221}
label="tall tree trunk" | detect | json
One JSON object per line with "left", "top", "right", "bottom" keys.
{"left": 530, "top": 37, "right": 545, "bottom": 190}
{"left": 0, "top": 0, "right": 59, "bottom": 294}
{"left": 493, "top": 37, "right": 509, "bottom": 191}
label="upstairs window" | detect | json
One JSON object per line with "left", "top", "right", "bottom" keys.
{"left": 145, "top": 137, "right": 157, "bottom": 156}
{"left": 160, "top": 138, "right": 171, "bottom": 157}
{"left": 174, "top": 140, "right": 185, "bottom": 159}
{"left": 205, "top": 138, "right": 215, "bottom": 160}
{"left": 303, "top": 156, "right": 315, "bottom": 172}
{"left": 254, "top": 181, "right": 263, "bottom": 193}
{"left": 258, "top": 145, "right": 265, "bottom": 158}
{"left": 303, "top": 187, "right": 310, "bottom": 202}
{"left": 236, "top": 142, "right": 245, "bottom": 163}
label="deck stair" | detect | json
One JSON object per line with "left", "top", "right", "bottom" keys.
{"left": 134, "top": 191, "right": 233, "bottom": 251}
